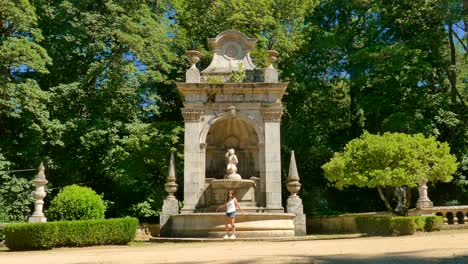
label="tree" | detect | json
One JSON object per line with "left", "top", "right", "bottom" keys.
{"left": 322, "top": 132, "right": 458, "bottom": 213}
{"left": 31, "top": 0, "right": 184, "bottom": 219}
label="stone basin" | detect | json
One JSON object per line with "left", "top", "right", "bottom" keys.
{"left": 200, "top": 179, "right": 257, "bottom": 209}
{"left": 209, "top": 179, "right": 255, "bottom": 189}
{"left": 171, "top": 213, "right": 295, "bottom": 238}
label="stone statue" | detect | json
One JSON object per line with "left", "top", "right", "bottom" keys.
{"left": 225, "top": 148, "right": 241, "bottom": 180}
{"left": 394, "top": 186, "right": 406, "bottom": 212}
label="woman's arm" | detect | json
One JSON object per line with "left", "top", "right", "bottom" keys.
{"left": 234, "top": 198, "right": 244, "bottom": 215}
{"left": 216, "top": 203, "right": 226, "bottom": 212}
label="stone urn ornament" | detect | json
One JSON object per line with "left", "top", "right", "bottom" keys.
{"left": 266, "top": 50, "right": 279, "bottom": 67}
{"left": 186, "top": 50, "right": 202, "bottom": 69}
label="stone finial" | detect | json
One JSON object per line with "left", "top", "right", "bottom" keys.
{"left": 287, "top": 151, "right": 301, "bottom": 196}
{"left": 186, "top": 50, "right": 202, "bottom": 69}
{"left": 165, "top": 152, "right": 178, "bottom": 198}
{"left": 266, "top": 50, "right": 279, "bottom": 67}
{"left": 264, "top": 50, "right": 279, "bottom": 83}
{"left": 186, "top": 50, "right": 202, "bottom": 83}
{"left": 29, "top": 162, "right": 48, "bottom": 223}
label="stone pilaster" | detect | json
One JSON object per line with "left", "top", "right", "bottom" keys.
{"left": 416, "top": 179, "right": 433, "bottom": 209}
{"left": 286, "top": 151, "right": 306, "bottom": 236}
{"left": 262, "top": 108, "right": 283, "bottom": 211}
{"left": 181, "top": 108, "right": 203, "bottom": 213}
{"left": 160, "top": 153, "right": 179, "bottom": 237}
{"left": 29, "top": 163, "right": 48, "bottom": 223}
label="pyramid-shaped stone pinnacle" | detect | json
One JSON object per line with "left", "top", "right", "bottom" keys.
{"left": 287, "top": 151, "right": 300, "bottom": 182}
{"left": 167, "top": 152, "right": 176, "bottom": 183}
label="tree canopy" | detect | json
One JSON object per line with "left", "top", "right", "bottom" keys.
{"left": 322, "top": 132, "right": 458, "bottom": 189}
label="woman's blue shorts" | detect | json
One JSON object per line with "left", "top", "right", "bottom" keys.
{"left": 226, "top": 211, "right": 236, "bottom": 218}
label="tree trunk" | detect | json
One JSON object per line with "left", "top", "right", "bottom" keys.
{"left": 447, "top": 23, "right": 457, "bottom": 105}
{"left": 377, "top": 186, "right": 393, "bottom": 212}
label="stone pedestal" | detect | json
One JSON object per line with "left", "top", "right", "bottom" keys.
{"left": 186, "top": 68, "right": 200, "bottom": 83}
{"left": 416, "top": 180, "right": 433, "bottom": 209}
{"left": 160, "top": 197, "right": 179, "bottom": 237}
{"left": 264, "top": 65, "right": 278, "bottom": 83}
{"left": 287, "top": 196, "right": 306, "bottom": 236}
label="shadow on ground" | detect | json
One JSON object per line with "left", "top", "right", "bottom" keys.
{"left": 170, "top": 251, "right": 468, "bottom": 264}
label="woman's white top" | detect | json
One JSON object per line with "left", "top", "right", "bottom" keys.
{"left": 226, "top": 198, "right": 236, "bottom": 213}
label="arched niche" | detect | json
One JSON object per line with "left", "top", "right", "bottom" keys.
{"left": 204, "top": 115, "right": 260, "bottom": 179}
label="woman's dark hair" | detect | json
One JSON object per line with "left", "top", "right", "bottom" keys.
{"left": 226, "top": 190, "right": 235, "bottom": 202}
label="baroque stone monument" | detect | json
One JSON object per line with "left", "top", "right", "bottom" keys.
{"left": 159, "top": 30, "right": 305, "bottom": 237}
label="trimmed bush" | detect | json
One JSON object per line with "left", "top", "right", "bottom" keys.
{"left": 47, "top": 185, "right": 106, "bottom": 221}
{"left": 423, "top": 216, "right": 443, "bottom": 232}
{"left": 356, "top": 216, "right": 392, "bottom": 235}
{"left": 391, "top": 217, "right": 417, "bottom": 235}
{"left": 355, "top": 215, "right": 442, "bottom": 236}
{"left": 5, "top": 217, "right": 138, "bottom": 250}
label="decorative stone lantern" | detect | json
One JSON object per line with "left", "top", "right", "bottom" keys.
{"left": 29, "top": 163, "right": 48, "bottom": 223}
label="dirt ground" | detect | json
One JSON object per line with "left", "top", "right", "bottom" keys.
{"left": 1, "top": 230, "right": 468, "bottom": 264}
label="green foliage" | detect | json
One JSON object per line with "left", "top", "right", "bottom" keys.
{"left": 391, "top": 217, "right": 418, "bottom": 235}
{"left": 206, "top": 76, "right": 224, "bottom": 83}
{"left": 230, "top": 63, "right": 247, "bottom": 83}
{"left": 423, "top": 215, "right": 443, "bottom": 232}
{"left": 0, "top": 154, "right": 34, "bottom": 222}
{"left": 356, "top": 216, "right": 443, "bottom": 236}
{"left": 4, "top": 217, "right": 138, "bottom": 250}
{"left": 323, "top": 132, "right": 458, "bottom": 189}
{"left": 130, "top": 198, "right": 160, "bottom": 223}
{"left": 355, "top": 216, "right": 392, "bottom": 236}
{"left": 47, "top": 185, "right": 106, "bottom": 221}
{"left": 174, "top": 0, "right": 317, "bottom": 66}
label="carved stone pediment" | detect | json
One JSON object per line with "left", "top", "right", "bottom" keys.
{"left": 202, "top": 30, "right": 257, "bottom": 74}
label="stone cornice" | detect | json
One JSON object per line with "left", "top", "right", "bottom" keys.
{"left": 181, "top": 108, "right": 203, "bottom": 122}
{"left": 176, "top": 82, "right": 288, "bottom": 96}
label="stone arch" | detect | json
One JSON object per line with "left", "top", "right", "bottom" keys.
{"left": 199, "top": 111, "right": 264, "bottom": 145}
{"left": 201, "top": 111, "right": 263, "bottom": 179}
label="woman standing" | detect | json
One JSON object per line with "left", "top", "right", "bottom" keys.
{"left": 216, "top": 190, "right": 244, "bottom": 239}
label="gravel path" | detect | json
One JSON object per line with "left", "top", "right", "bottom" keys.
{"left": 1, "top": 230, "right": 468, "bottom": 264}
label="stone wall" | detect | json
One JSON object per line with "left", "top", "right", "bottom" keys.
{"left": 306, "top": 212, "right": 392, "bottom": 234}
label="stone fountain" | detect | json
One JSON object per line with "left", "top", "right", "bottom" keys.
{"left": 159, "top": 30, "right": 305, "bottom": 238}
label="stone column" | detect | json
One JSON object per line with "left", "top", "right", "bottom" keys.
{"left": 262, "top": 108, "right": 283, "bottom": 212}
{"left": 286, "top": 151, "right": 306, "bottom": 236}
{"left": 416, "top": 179, "right": 433, "bottom": 209}
{"left": 180, "top": 108, "right": 203, "bottom": 214}
{"left": 160, "top": 153, "right": 179, "bottom": 237}
{"left": 29, "top": 163, "right": 48, "bottom": 223}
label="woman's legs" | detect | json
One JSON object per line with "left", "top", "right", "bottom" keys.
{"left": 230, "top": 217, "right": 236, "bottom": 235}
{"left": 225, "top": 217, "right": 230, "bottom": 235}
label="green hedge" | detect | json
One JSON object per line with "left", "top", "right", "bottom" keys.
{"left": 356, "top": 216, "right": 443, "bottom": 236}
{"left": 4, "top": 217, "right": 138, "bottom": 250}
{"left": 355, "top": 216, "right": 392, "bottom": 235}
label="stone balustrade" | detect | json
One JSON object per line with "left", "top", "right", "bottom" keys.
{"left": 410, "top": 206, "right": 468, "bottom": 225}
